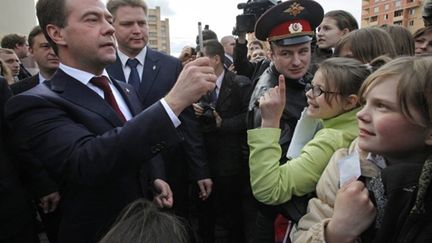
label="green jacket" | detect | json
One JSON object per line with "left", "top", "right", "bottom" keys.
{"left": 248, "top": 108, "right": 360, "bottom": 205}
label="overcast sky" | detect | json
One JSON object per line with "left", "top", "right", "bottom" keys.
{"left": 137, "top": 0, "right": 362, "bottom": 56}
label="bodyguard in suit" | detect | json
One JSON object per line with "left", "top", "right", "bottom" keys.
{"left": 5, "top": 0, "right": 217, "bottom": 242}
{"left": 0, "top": 77, "right": 40, "bottom": 243}
{"left": 9, "top": 25, "right": 61, "bottom": 243}
{"left": 106, "top": 0, "right": 213, "bottom": 216}
{"left": 193, "top": 39, "right": 252, "bottom": 243}
{"left": 10, "top": 26, "right": 59, "bottom": 95}
{"left": 0, "top": 33, "right": 32, "bottom": 80}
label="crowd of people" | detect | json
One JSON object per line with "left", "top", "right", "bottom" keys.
{"left": 1, "top": 0, "right": 432, "bottom": 243}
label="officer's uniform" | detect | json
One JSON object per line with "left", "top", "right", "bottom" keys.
{"left": 245, "top": 1, "right": 324, "bottom": 242}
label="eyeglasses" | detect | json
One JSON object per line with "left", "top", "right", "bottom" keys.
{"left": 305, "top": 83, "right": 340, "bottom": 97}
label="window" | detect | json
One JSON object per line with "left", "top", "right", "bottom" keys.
{"left": 384, "top": 4, "right": 389, "bottom": 10}
{"left": 384, "top": 14, "right": 389, "bottom": 20}
{"left": 148, "top": 16, "right": 157, "bottom": 21}
{"left": 374, "top": 6, "right": 379, "bottom": 13}
{"left": 409, "top": 20, "right": 414, "bottom": 26}
{"left": 371, "top": 16, "right": 378, "bottom": 22}
{"left": 395, "top": 0, "right": 401, "bottom": 8}
{"left": 394, "top": 20, "right": 403, "bottom": 25}
{"left": 409, "top": 8, "right": 416, "bottom": 15}
{"left": 394, "top": 10, "right": 403, "bottom": 17}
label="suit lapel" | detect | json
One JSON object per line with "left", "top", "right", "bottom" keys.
{"left": 140, "top": 48, "right": 160, "bottom": 103}
{"left": 107, "top": 53, "right": 127, "bottom": 82}
{"left": 50, "top": 70, "right": 124, "bottom": 127}
{"left": 111, "top": 78, "right": 142, "bottom": 116}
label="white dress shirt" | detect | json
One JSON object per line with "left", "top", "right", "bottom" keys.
{"left": 38, "top": 73, "right": 47, "bottom": 84}
{"left": 117, "top": 47, "right": 147, "bottom": 83}
{"left": 59, "top": 63, "right": 180, "bottom": 127}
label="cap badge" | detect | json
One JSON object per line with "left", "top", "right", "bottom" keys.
{"left": 289, "top": 22, "right": 303, "bottom": 34}
{"left": 285, "top": 2, "right": 305, "bottom": 16}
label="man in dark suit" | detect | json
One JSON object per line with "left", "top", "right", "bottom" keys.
{"left": 0, "top": 77, "right": 40, "bottom": 243}
{"left": 0, "top": 33, "right": 33, "bottom": 80}
{"left": 5, "top": 0, "right": 216, "bottom": 242}
{"left": 193, "top": 39, "right": 252, "bottom": 242}
{"left": 220, "top": 35, "right": 235, "bottom": 69}
{"left": 106, "top": 0, "right": 213, "bottom": 216}
{"left": 9, "top": 26, "right": 61, "bottom": 243}
{"left": 0, "top": 48, "right": 21, "bottom": 81}
{"left": 10, "top": 26, "right": 59, "bottom": 95}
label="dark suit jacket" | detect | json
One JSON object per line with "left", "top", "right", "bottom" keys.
{"left": 10, "top": 74, "right": 39, "bottom": 95}
{"left": 107, "top": 48, "right": 210, "bottom": 181}
{"left": 6, "top": 69, "right": 181, "bottom": 243}
{"left": 233, "top": 40, "right": 271, "bottom": 88}
{"left": 198, "top": 70, "right": 252, "bottom": 177}
{"left": 9, "top": 74, "right": 60, "bottom": 199}
{"left": 0, "top": 78, "right": 37, "bottom": 240}
{"left": 106, "top": 48, "right": 182, "bottom": 107}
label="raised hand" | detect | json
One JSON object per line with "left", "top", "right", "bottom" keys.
{"left": 165, "top": 57, "right": 217, "bottom": 116}
{"left": 260, "top": 74, "right": 286, "bottom": 128}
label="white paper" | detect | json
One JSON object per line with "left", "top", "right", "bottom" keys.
{"left": 338, "top": 150, "right": 361, "bottom": 186}
{"left": 286, "top": 108, "right": 323, "bottom": 159}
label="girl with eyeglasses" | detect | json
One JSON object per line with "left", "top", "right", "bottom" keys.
{"left": 248, "top": 57, "right": 386, "bottom": 206}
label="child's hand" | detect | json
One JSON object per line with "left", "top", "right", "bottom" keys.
{"left": 325, "top": 179, "right": 376, "bottom": 243}
{"left": 260, "top": 74, "right": 286, "bottom": 128}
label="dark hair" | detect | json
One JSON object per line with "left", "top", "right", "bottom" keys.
{"left": 335, "top": 27, "right": 397, "bottom": 63}
{"left": 196, "top": 28, "right": 218, "bottom": 46}
{"left": 28, "top": 26, "right": 44, "bottom": 49}
{"left": 1, "top": 34, "right": 26, "bottom": 49}
{"left": 317, "top": 56, "right": 388, "bottom": 105}
{"left": 203, "top": 39, "right": 225, "bottom": 61}
{"left": 36, "top": 0, "right": 68, "bottom": 55}
{"left": 99, "top": 199, "right": 190, "bottom": 243}
{"left": 324, "top": 10, "right": 358, "bottom": 31}
{"left": 380, "top": 24, "right": 415, "bottom": 56}
{"left": 107, "top": 0, "right": 148, "bottom": 19}
{"left": 423, "top": 0, "right": 432, "bottom": 26}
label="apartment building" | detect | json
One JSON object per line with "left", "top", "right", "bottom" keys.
{"left": 147, "top": 6, "right": 171, "bottom": 54}
{"left": 362, "top": 0, "right": 424, "bottom": 32}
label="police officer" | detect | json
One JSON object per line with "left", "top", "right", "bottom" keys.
{"left": 246, "top": 1, "right": 324, "bottom": 242}
{"left": 248, "top": 0, "right": 323, "bottom": 156}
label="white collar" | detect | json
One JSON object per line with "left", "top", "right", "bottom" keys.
{"left": 216, "top": 70, "right": 224, "bottom": 89}
{"left": 117, "top": 46, "right": 147, "bottom": 68}
{"left": 59, "top": 63, "right": 110, "bottom": 85}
